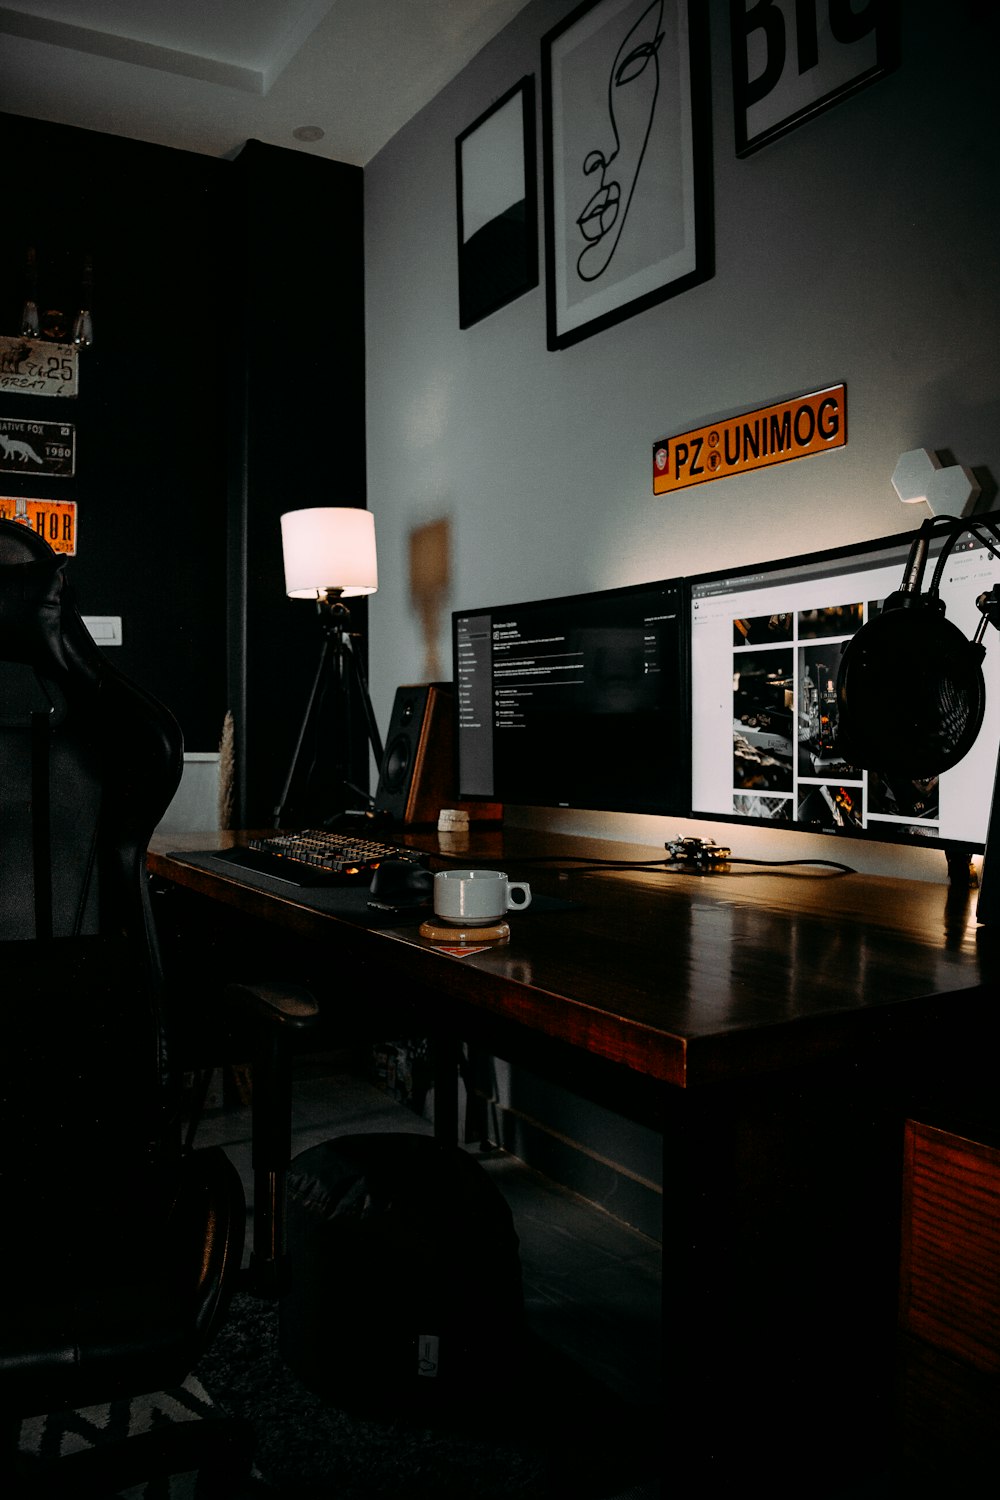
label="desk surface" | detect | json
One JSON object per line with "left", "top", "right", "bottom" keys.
{"left": 150, "top": 826, "right": 999, "bottom": 1482}
{"left": 148, "top": 826, "right": 995, "bottom": 1093}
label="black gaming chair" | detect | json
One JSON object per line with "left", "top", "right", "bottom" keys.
{"left": 0, "top": 518, "right": 251, "bottom": 1495}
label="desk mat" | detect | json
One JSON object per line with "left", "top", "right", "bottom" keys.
{"left": 165, "top": 848, "right": 577, "bottom": 930}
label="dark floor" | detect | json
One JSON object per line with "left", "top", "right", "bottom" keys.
{"left": 191, "top": 1049, "right": 664, "bottom": 1498}
{"left": 190, "top": 1051, "right": 989, "bottom": 1500}
{"left": 15, "top": 1038, "right": 977, "bottom": 1494}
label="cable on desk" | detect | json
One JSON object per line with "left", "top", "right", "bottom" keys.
{"left": 434, "top": 850, "right": 673, "bottom": 873}
{"left": 719, "top": 858, "right": 856, "bottom": 876}
{"left": 434, "top": 850, "right": 857, "bottom": 877}
{"left": 433, "top": 850, "right": 682, "bottom": 875}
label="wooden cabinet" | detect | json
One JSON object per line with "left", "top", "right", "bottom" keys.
{"left": 897, "top": 1118, "right": 1000, "bottom": 1475}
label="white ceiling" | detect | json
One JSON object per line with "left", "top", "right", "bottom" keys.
{"left": 0, "top": 0, "right": 534, "bottom": 166}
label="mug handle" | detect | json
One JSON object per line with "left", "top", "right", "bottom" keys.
{"left": 505, "top": 882, "right": 532, "bottom": 911}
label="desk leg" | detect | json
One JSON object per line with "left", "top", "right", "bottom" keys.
{"left": 248, "top": 1024, "right": 294, "bottom": 1297}
{"left": 431, "top": 1034, "right": 459, "bottom": 1146}
{"left": 661, "top": 1071, "right": 902, "bottom": 1493}
{"left": 659, "top": 1090, "right": 738, "bottom": 1484}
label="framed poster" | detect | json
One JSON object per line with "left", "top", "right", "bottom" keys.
{"left": 541, "top": 0, "right": 711, "bottom": 352}
{"left": 731, "top": 0, "right": 900, "bottom": 158}
{"left": 456, "top": 77, "right": 538, "bottom": 329}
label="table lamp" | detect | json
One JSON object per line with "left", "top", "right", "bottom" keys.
{"left": 275, "top": 507, "right": 385, "bottom": 828}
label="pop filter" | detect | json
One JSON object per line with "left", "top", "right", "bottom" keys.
{"left": 835, "top": 520, "right": 988, "bottom": 778}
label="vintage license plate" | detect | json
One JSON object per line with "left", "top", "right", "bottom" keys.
{"left": 0, "top": 337, "right": 79, "bottom": 398}
{"left": 653, "top": 385, "right": 846, "bottom": 495}
{"left": 0, "top": 418, "right": 76, "bottom": 477}
{"left": 0, "top": 498, "right": 78, "bottom": 555}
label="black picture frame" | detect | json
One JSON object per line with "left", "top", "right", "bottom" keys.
{"left": 731, "top": 0, "right": 900, "bottom": 158}
{"left": 541, "top": 0, "right": 712, "bottom": 352}
{"left": 456, "top": 77, "right": 538, "bottom": 329}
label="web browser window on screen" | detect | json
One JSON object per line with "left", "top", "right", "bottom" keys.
{"left": 689, "top": 530, "right": 1000, "bottom": 849}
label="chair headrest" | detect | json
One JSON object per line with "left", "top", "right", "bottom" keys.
{"left": 0, "top": 519, "right": 93, "bottom": 679}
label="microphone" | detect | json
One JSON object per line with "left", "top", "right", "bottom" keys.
{"left": 835, "top": 519, "right": 987, "bottom": 777}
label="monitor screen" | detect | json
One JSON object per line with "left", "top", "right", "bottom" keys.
{"left": 453, "top": 578, "right": 689, "bottom": 815}
{"left": 688, "top": 525, "right": 1000, "bottom": 850}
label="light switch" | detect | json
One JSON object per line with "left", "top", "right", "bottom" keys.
{"left": 82, "top": 615, "right": 123, "bottom": 646}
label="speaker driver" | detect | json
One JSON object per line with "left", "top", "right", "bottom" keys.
{"left": 373, "top": 684, "right": 448, "bottom": 824}
{"left": 382, "top": 734, "right": 411, "bottom": 793}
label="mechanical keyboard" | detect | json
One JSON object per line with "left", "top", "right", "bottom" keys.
{"left": 245, "top": 828, "right": 424, "bottom": 885}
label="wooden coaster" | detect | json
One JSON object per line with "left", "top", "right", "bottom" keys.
{"left": 418, "top": 918, "right": 510, "bottom": 944}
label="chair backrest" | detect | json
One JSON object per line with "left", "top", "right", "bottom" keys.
{"left": 0, "top": 518, "right": 186, "bottom": 1168}
{"left": 0, "top": 519, "right": 183, "bottom": 942}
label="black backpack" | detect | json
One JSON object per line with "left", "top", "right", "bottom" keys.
{"left": 279, "top": 1132, "right": 524, "bottom": 1406}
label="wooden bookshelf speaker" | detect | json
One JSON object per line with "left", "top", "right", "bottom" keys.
{"left": 373, "top": 683, "right": 501, "bottom": 826}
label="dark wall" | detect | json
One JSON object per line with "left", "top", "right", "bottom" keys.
{"left": 229, "top": 141, "right": 367, "bottom": 827}
{"left": 0, "top": 117, "right": 366, "bottom": 826}
{"left": 0, "top": 112, "right": 229, "bottom": 750}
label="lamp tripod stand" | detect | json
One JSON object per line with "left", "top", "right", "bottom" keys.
{"left": 274, "top": 591, "right": 385, "bottom": 829}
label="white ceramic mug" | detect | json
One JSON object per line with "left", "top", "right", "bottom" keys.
{"left": 433, "top": 869, "right": 532, "bottom": 926}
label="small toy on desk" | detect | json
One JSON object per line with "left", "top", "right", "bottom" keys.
{"left": 665, "top": 836, "right": 731, "bottom": 872}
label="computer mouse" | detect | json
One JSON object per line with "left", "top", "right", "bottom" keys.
{"left": 368, "top": 859, "right": 434, "bottom": 909}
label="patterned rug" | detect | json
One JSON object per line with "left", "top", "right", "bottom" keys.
{"left": 197, "top": 1292, "right": 659, "bottom": 1499}
{"left": 17, "top": 1294, "right": 660, "bottom": 1498}
{"left": 17, "top": 1372, "right": 227, "bottom": 1498}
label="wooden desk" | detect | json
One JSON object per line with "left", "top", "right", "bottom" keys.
{"left": 148, "top": 827, "right": 997, "bottom": 1492}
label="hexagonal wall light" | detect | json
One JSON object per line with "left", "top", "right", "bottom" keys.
{"left": 891, "top": 447, "right": 981, "bottom": 517}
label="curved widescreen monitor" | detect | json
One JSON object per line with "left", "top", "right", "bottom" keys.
{"left": 452, "top": 577, "right": 689, "bottom": 815}
{"left": 688, "top": 523, "right": 1000, "bottom": 851}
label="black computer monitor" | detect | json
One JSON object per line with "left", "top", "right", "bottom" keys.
{"left": 452, "top": 577, "right": 689, "bottom": 815}
{"left": 687, "top": 524, "right": 1000, "bottom": 850}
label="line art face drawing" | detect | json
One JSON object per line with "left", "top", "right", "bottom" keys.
{"left": 544, "top": 0, "right": 707, "bottom": 349}
{"left": 575, "top": 0, "right": 665, "bottom": 284}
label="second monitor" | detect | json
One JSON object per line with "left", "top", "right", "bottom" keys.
{"left": 688, "top": 524, "right": 1000, "bottom": 851}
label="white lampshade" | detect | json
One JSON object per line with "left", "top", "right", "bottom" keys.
{"left": 280, "top": 507, "right": 378, "bottom": 599}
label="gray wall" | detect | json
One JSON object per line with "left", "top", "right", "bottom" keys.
{"left": 364, "top": 0, "right": 1000, "bottom": 884}
{"left": 362, "top": 0, "right": 999, "bottom": 1231}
